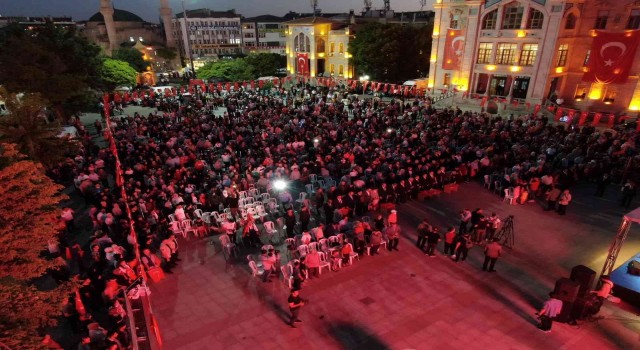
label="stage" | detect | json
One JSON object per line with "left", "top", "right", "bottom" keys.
{"left": 609, "top": 253, "right": 640, "bottom": 307}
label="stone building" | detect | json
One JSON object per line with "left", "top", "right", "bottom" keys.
{"left": 284, "top": 17, "right": 353, "bottom": 78}
{"left": 429, "top": 0, "right": 564, "bottom": 104}
{"left": 241, "top": 15, "right": 287, "bottom": 55}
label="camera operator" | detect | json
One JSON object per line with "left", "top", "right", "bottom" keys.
{"left": 288, "top": 289, "right": 305, "bottom": 328}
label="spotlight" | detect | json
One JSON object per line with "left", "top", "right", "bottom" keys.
{"left": 313, "top": 138, "right": 319, "bottom": 143}
{"left": 273, "top": 180, "right": 287, "bottom": 191}
{"left": 387, "top": 128, "right": 393, "bottom": 133}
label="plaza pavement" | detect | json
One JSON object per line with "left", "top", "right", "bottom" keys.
{"left": 149, "top": 180, "right": 640, "bottom": 350}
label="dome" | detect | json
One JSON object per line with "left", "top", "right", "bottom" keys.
{"left": 89, "top": 8, "right": 145, "bottom": 22}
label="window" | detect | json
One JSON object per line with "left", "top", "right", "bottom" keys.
{"left": 520, "top": 44, "right": 538, "bottom": 66}
{"left": 316, "top": 38, "right": 325, "bottom": 53}
{"left": 565, "top": 13, "right": 576, "bottom": 29}
{"left": 574, "top": 85, "right": 587, "bottom": 100}
{"left": 330, "top": 64, "right": 335, "bottom": 74}
{"left": 477, "top": 43, "right": 493, "bottom": 64}
{"left": 443, "top": 73, "right": 451, "bottom": 86}
{"left": 527, "top": 9, "right": 544, "bottom": 29}
{"left": 603, "top": 88, "right": 616, "bottom": 104}
{"left": 330, "top": 42, "right": 335, "bottom": 53}
{"left": 338, "top": 65, "right": 344, "bottom": 76}
{"left": 482, "top": 10, "right": 498, "bottom": 30}
{"left": 595, "top": 11, "right": 608, "bottom": 29}
{"left": 339, "top": 43, "right": 344, "bottom": 53}
{"left": 557, "top": 44, "right": 568, "bottom": 66}
{"left": 502, "top": 4, "right": 524, "bottom": 29}
{"left": 583, "top": 50, "right": 590, "bottom": 66}
{"left": 627, "top": 9, "right": 640, "bottom": 29}
{"left": 450, "top": 12, "right": 461, "bottom": 29}
{"left": 496, "top": 43, "right": 517, "bottom": 64}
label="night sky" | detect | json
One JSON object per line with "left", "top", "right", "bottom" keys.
{"left": 0, "top": 0, "right": 434, "bottom": 22}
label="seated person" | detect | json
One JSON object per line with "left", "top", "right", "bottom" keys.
{"left": 341, "top": 239, "right": 354, "bottom": 265}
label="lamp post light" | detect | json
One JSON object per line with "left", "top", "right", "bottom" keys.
{"left": 273, "top": 179, "right": 287, "bottom": 191}
{"left": 359, "top": 74, "right": 369, "bottom": 96}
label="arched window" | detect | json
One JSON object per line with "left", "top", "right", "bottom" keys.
{"left": 304, "top": 35, "right": 310, "bottom": 52}
{"left": 294, "top": 34, "right": 300, "bottom": 52}
{"left": 482, "top": 10, "right": 498, "bottom": 30}
{"left": 565, "top": 13, "right": 577, "bottom": 29}
{"left": 527, "top": 8, "right": 544, "bottom": 29}
{"left": 502, "top": 3, "right": 524, "bottom": 29}
{"left": 316, "top": 38, "right": 325, "bottom": 53}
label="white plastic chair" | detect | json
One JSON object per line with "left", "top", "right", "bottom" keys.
{"left": 169, "top": 221, "right": 183, "bottom": 237}
{"left": 249, "top": 261, "right": 264, "bottom": 277}
{"left": 180, "top": 220, "right": 198, "bottom": 238}
{"left": 248, "top": 188, "right": 259, "bottom": 198}
{"left": 309, "top": 242, "right": 319, "bottom": 251}
{"left": 337, "top": 233, "right": 346, "bottom": 245}
{"left": 263, "top": 221, "right": 278, "bottom": 241}
{"left": 168, "top": 214, "right": 176, "bottom": 223}
{"left": 494, "top": 181, "right": 503, "bottom": 195}
{"left": 247, "top": 254, "right": 263, "bottom": 268}
{"left": 345, "top": 243, "right": 359, "bottom": 264}
{"left": 240, "top": 208, "right": 248, "bottom": 221}
{"left": 296, "top": 192, "right": 308, "bottom": 208}
{"left": 317, "top": 179, "right": 326, "bottom": 190}
{"left": 281, "top": 265, "right": 293, "bottom": 288}
{"left": 328, "top": 236, "right": 340, "bottom": 246}
{"left": 219, "top": 235, "right": 238, "bottom": 260}
{"left": 201, "top": 212, "right": 211, "bottom": 226}
{"left": 504, "top": 187, "right": 515, "bottom": 205}
{"left": 317, "top": 251, "right": 331, "bottom": 274}
{"left": 239, "top": 191, "right": 248, "bottom": 199}
{"left": 310, "top": 174, "right": 318, "bottom": 184}
{"left": 211, "top": 211, "right": 226, "bottom": 225}
{"left": 260, "top": 193, "right": 271, "bottom": 203}
{"left": 255, "top": 204, "right": 269, "bottom": 219}
{"left": 305, "top": 184, "right": 315, "bottom": 195}
{"left": 297, "top": 244, "right": 310, "bottom": 258}
{"left": 285, "top": 238, "right": 296, "bottom": 258}
{"left": 318, "top": 238, "right": 329, "bottom": 253}
{"left": 193, "top": 209, "right": 204, "bottom": 218}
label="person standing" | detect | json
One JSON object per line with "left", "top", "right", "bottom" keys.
{"left": 370, "top": 230, "right": 383, "bottom": 255}
{"left": 284, "top": 209, "right": 297, "bottom": 238}
{"left": 557, "top": 189, "right": 572, "bottom": 215}
{"left": 288, "top": 289, "right": 305, "bottom": 328}
{"left": 453, "top": 232, "right": 473, "bottom": 262}
{"left": 482, "top": 239, "right": 502, "bottom": 272}
{"left": 595, "top": 173, "right": 610, "bottom": 197}
{"left": 459, "top": 209, "right": 471, "bottom": 234}
{"left": 385, "top": 222, "right": 401, "bottom": 251}
{"left": 621, "top": 181, "right": 637, "bottom": 209}
{"left": 425, "top": 227, "right": 441, "bottom": 257}
{"left": 416, "top": 218, "right": 432, "bottom": 252}
{"left": 546, "top": 186, "right": 561, "bottom": 211}
{"left": 443, "top": 227, "right": 457, "bottom": 256}
{"left": 222, "top": 217, "right": 237, "bottom": 244}
{"left": 537, "top": 292, "right": 564, "bottom": 333}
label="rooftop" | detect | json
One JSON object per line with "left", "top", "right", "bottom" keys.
{"left": 175, "top": 9, "right": 239, "bottom": 19}
{"left": 88, "top": 8, "right": 144, "bottom": 23}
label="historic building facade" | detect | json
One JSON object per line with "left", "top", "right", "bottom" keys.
{"left": 284, "top": 17, "right": 353, "bottom": 78}
{"left": 549, "top": 0, "right": 640, "bottom": 114}
{"left": 241, "top": 15, "right": 287, "bottom": 55}
{"left": 429, "top": 0, "right": 564, "bottom": 104}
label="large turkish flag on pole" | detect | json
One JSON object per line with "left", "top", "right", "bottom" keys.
{"left": 442, "top": 29, "right": 464, "bottom": 70}
{"left": 583, "top": 30, "right": 640, "bottom": 84}
{"left": 296, "top": 53, "right": 309, "bottom": 75}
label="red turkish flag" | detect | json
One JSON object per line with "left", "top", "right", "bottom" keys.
{"left": 443, "top": 29, "right": 464, "bottom": 70}
{"left": 259, "top": 80, "right": 264, "bottom": 88}
{"left": 583, "top": 30, "right": 640, "bottom": 84}
{"left": 607, "top": 114, "right": 616, "bottom": 128}
{"left": 164, "top": 88, "right": 171, "bottom": 96}
{"left": 567, "top": 110, "right": 575, "bottom": 124}
{"left": 217, "top": 83, "right": 222, "bottom": 91}
{"left": 114, "top": 93, "right": 121, "bottom": 103}
{"left": 180, "top": 86, "right": 186, "bottom": 94}
{"left": 383, "top": 84, "right": 388, "bottom": 93}
{"left": 296, "top": 53, "right": 309, "bottom": 75}
{"left": 251, "top": 80, "right": 255, "bottom": 89}
{"left": 593, "top": 113, "right": 602, "bottom": 125}
{"left": 578, "top": 112, "right": 588, "bottom": 126}
{"left": 234, "top": 82, "right": 239, "bottom": 90}
{"left": 132, "top": 92, "right": 138, "bottom": 99}
{"left": 480, "top": 96, "right": 488, "bottom": 107}
{"left": 555, "top": 108, "right": 564, "bottom": 121}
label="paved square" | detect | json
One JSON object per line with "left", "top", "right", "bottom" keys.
{"left": 150, "top": 182, "right": 640, "bottom": 349}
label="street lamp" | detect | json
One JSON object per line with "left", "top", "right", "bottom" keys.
{"left": 359, "top": 74, "right": 370, "bottom": 96}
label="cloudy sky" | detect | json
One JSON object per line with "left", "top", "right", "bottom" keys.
{"left": 0, "top": 0, "right": 433, "bottom": 22}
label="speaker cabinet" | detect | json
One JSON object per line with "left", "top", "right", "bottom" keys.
{"left": 570, "top": 265, "right": 596, "bottom": 298}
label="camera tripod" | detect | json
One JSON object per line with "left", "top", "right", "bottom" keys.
{"left": 494, "top": 215, "right": 515, "bottom": 249}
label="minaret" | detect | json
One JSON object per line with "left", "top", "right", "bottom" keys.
{"left": 100, "top": 0, "right": 118, "bottom": 53}
{"left": 159, "top": 0, "right": 176, "bottom": 48}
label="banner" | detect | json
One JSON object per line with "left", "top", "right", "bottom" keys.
{"left": 593, "top": 113, "right": 602, "bottom": 125}
{"left": 578, "top": 111, "right": 588, "bottom": 126}
{"left": 296, "top": 53, "right": 309, "bottom": 75}
{"left": 442, "top": 29, "right": 465, "bottom": 70}
{"left": 583, "top": 30, "right": 640, "bottom": 84}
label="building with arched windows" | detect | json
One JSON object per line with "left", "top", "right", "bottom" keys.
{"left": 429, "top": 0, "right": 564, "bottom": 104}
{"left": 284, "top": 17, "right": 354, "bottom": 79}
{"left": 549, "top": 1, "right": 640, "bottom": 114}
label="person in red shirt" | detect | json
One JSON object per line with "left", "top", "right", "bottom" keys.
{"left": 443, "top": 227, "right": 457, "bottom": 256}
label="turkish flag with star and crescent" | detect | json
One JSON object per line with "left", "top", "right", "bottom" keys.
{"left": 583, "top": 30, "right": 640, "bottom": 84}
{"left": 443, "top": 29, "right": 464, "bottom": 70}
{"left": 296, "top": 53, "right": 309, "bottom": 76}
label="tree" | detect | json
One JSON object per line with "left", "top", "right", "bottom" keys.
{"left": 243, "top": 53, "right": 287, "bottom": 77}
{"left": 0, "top": 87, "right": 78, "bottom": 168}
{"left": 349, "top": 23, "right": 433, "bottom": 83}
{"left": 0, "top": 24, "right": 103, "bottom": 121}
{"left": 0, "top": 143, "right": 70, "bottom": 349}
{"left": 155, "top": 47, "right": 177, "bottom": 61}
{"left": 112, "top": 48, "right": 147, "bottom": 72}
{"left": 196, "top": 59, "right": 253, "bottom": 82}
{"left": 101, "top": 58, "right": 138, "bottom": 90}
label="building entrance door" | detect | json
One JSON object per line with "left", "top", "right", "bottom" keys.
{"left": 512, "top": 77, "right": 530, "bottom": 99}
{"left": 489, "top": 76, "right": 507, "bottom": 96}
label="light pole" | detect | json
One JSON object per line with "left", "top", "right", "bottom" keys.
{"left": 359, "top": 74, "right": 369, "bottom": 96}
{"left": 181, "top": 0, "right": 195, "bottom": 77}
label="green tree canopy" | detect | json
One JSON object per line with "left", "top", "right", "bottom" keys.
{"left": 0, "top": 23, "right": 103, "bottom": 121}
{"left": 0, "top": 143, "right": 71, "bottom": 349}
{"left": 101, "top": 58, "right": 138, "bottom": 90}
{"left": 156, "top": 47, "right": 177, "bottom": 61}
{"left": 349, "top": 22, "right": 433, "bottom": 83}
{"left": 112, "top": 47, "right": 147, "bottom": 72}
{"left": 196, "top": 53, "right": 286, "bottom": 81}
{"left": 0, "top": 87, "right": 78, "bottom": 167}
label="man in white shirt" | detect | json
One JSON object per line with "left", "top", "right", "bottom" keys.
{"left": 222, "top": 218, "right": 237, "bottom": 243}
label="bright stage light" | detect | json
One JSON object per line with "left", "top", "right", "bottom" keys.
{"left": 273, "top": 180, "right": 287, "bottom": 191}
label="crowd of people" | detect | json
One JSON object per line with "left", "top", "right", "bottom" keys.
{"left": 46, "top": 79, "right": 640, "bottom": 347}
